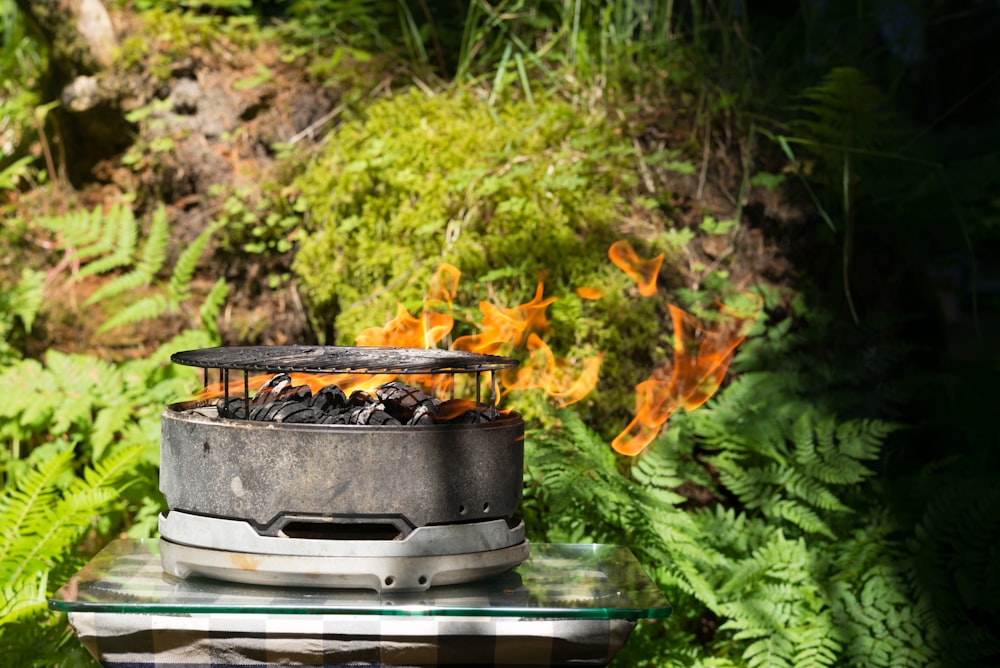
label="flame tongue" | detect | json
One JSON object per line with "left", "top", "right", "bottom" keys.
{"left": 191, "top": 264, "right": 601, "bottom": 410}
{"left": 186, "top": 242, "right": 754, "bottom": 451}
{"left": 455, "top": 282, "right": 602, "bottom": 407}
{"left": 611, "top": 303, "right": 757, "bottom": 456}
{"left": 608, "top": 240, "right": 663, "bottom": 297}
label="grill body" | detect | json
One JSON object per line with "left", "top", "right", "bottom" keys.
{"left": 158, "top": 345, "right": 529, "bottom": 591}
{"left": 160, "top": 405, "right": 524, "bottom": 533}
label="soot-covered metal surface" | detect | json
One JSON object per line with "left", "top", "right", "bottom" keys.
{"left": 171, "top": 345, "right": 519, "bottom": 375}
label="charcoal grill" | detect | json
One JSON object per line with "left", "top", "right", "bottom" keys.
{"left": 159, "top": 345, "right": 528, "bottom": 592}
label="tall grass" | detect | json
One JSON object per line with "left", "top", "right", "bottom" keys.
{"left": 454, "top": 0, "right": 679, "bottom": 102}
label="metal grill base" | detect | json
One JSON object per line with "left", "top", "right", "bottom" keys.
{"left": 159, "top": 512, "right": 529, "bottom": 591}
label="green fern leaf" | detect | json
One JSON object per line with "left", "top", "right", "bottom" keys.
{"left": 77, "top": 444, "right": 145, "bottom": 492}
{"left": 73, "top": 203, "right": 139, "bottom": 277}
{"left": 770, "top": 498, "right": 834, "bottom": 537}
{"left": 36, "top": 205, "right": 102, "bottom": 250}
{"left": 90, "top": 403, "right": 135, "bottom": 462}
{"left": 4, "top": 487, "right": 118, "bottom": 586}
{"left": 86, "top": 205, "right": 170, "bottom": 305}
{"left": 0, "top": 447, "right": 74, "bottom": 573}
{"left": 199, "top": 276, "right": 229, "bottom": 336}
{"left": 0, "top": 572, "right": 48, "bottom": 626}
{"left": 795, "top": 67, "right": 894, "bottom": 152}
{"left": 5, "top": 269, "right": 45, "bottom": 333}
{"left": 96, "top": 294, "right": 170, "bottom": 333}
{"left": 168, "top": 222, "right": 216, "bottom": 303}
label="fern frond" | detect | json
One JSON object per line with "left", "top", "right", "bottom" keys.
{"left": 795, "top": 66, "right": 894, "bottom": 152}
{"left": 199, "top": 276, "right": 229, "bottom": 337}
{"left": 168, "top": 222, "right": 216, "bottom": 303}
{"left": 86, "top": 205, "right": 170, "bottom": 305}
{"left": 73, "top": 203, "right": 139, "bottom": 277}
{"left": 742, "top": 634, "right": 795, "bottom": 668}
{"left": 791, "top": 624, "right": 843, "bottom": 667}
{"left": 5, "top": 269, "right": 45, "bottom": 333}
{"left": 90, "top": 403, "right": 134, "bottom": 462}
{"left": 76, "top": 444, "right": 145, "bottom": 492}
{"left": 770, "top": 499, "right": 834, "bottom": 537}
{"left": 0, "top": 447, "right": 74, "bottom": 570}
{"left": 0, "top": 571, "right": 48, "bottom": 626}
{"left": 3, "top": 486, "right": 118, "bottom": 586}
{"left": 96, "top": 293, "right": 170, "bottom": 333}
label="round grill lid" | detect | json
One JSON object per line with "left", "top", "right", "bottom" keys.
{"left": 170, "top": 345, "right": 519, "bottom": 375}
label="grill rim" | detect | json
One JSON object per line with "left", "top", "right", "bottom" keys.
{"left": 171, "top": 345, "right": 519, "bottom": 375}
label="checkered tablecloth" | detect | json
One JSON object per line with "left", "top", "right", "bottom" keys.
{"left": 69, "top": 611, "right": 635, "bottom": 667}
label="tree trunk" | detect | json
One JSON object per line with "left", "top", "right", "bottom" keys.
{"left": 15, "top": 0, "right": 126, "bottom": 186}
{"left": 15, "top": 0, "right": 117, "bottom": 78}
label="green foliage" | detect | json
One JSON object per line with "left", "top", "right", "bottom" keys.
{"left": 897, "top": 456, "right": 1000, "bottom": 664}
{"left": 0, "top": 195, "right": 228, "bottom": 662}
{"left": 294, "top": 87, "right": 678, "bottom": 426}
{"left": 0, "top": 0, "right": 46, "bottom": 167}
{"left": 0, "top": 439, "right": 147, "bottom": 666}
{"left": 0, "top": 267, "right": 44, "bottom": 363}
{"left": 521, "top": 302, "right": 938, "bottom": 667}
{"left": 36, "top": 203, "right": 224, "bottom": 334}
{"left": 456, "top": 0, "right": 681, "bottom": 100}
{"left": 212, "top": 182, "right": 305, "bottom": 257}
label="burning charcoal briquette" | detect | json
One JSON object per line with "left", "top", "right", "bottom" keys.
{"left": 267, "top": 401, "right": 323, "bottom": 423}
{"left": 256, "top": 373, "right": 293, "bottom": 403}
{"left": 348, "top": 389, "right": 375, "bottom": 407}
{"left": 278, "top": 405, "right": 328, "bottom": 424}
{"left": 375, "top": 381, "right": 440, "bottom": 422}
{"left": 406, "top": 404, "right": 436, "bottom": 425}
{"left": 218, "top": 397, "right": 248, "bottom": 419}
{"left": 316, "top": 408, "right": 353, "bottom": 425}
{"left": 348, "top": 404, "right": 401, "bottom": 426}
{"left": 309, "top": 385, "right": 348, "bottom": 412}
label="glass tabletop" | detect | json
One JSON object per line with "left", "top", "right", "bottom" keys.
{"left": 50, "top": 539, "right": 671, "bottom": 621}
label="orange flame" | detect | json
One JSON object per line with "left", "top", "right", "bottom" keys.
{"left": 611, "top": 302, "right": 758, "bottom": 456}
{"left": 453, "top": 281, "right": 601, "bottom": 406}
{"left": 575, "top": 286, "right": 605, "bottom": 300}
{"left": 426, "top": 263, "right": 461, "bottom": 307}
{"left": 193, "top": 370, "right": 395, "bottom": 403}
{"left": 500, "top": 333, "right": 604, "bottom": 407}
{"left": 356, "top": 263, "right": 460, "bottom": 350}
{"left": 193, "top": 264, "right": 601, "bottom": 408}
{"left": 609, "top": 240, "right": 663, "bottom": 297}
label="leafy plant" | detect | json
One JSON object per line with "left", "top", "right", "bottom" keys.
{"left": 521, "top": 301, "right": 938, "bottom": 667}
{"left": 766, "top": 66, "right": 905, "bottom": 323}
{"left": 0, "top": 267, "right": 43, "bottom": 364}
{"left": 294, "top": 87, "right": 684, "bottom": 427}
{"left": 456, "top": 0, "right": 681, "bottom": 100}
{"left": 0, "top": 443, "right": 143, "bottom": 626}
{"left": 36, "top": 202, "right": 227, "bottom": 335}
{"left": 212, "top": 182, "right": 305, "bottom": 257}
{"left": 0, "top": 198, "right": 226, "bottom": 663}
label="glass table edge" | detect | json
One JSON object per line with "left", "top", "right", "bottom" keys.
{"left": 48, "top": 539, "right": 673, "bottom": 621}
{"left": 48, "top": 599, "right": 672, "bottom": 620}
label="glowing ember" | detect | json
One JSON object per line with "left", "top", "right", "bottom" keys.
{"left": 608, "top": 240, "right": 663, "bottom": 297}
{"left": 611, "top": 302, "right": 757, "bottom": 456}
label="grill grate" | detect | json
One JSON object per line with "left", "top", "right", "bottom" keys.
{"left": 171, "top": 346, "right": 518, "bottom": 375}
{"left": 171, "top": 346, "right": 520, "bottom": 417}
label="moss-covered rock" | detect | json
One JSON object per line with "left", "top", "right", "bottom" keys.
{"left": 294, "top": 87, "right": 676, "bottom": 431}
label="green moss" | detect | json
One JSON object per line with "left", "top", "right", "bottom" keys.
{"left": 294, "top": 88, "right": 675, "bottom": 431}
